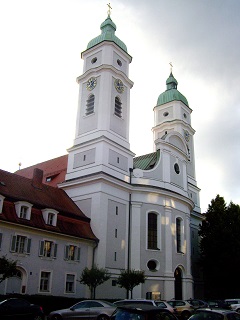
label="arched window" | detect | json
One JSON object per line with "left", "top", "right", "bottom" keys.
{"left": 114, "top": 96, "right": 122, "bottom": 118}
{"left": 148, "top": 212, "right": 158, "bottom": 249}
{"left": 86, "top": 94, "right": 95, "bottom": 115}
{"left": 176, "top": 217, "right": 183, "bottom": 253}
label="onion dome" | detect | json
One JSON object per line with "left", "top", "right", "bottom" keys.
{"left": 157, "top": 72, "right": 189, "bottom": 107}
{"left": 87, "top": 15, "right": 128, "bottom": 53}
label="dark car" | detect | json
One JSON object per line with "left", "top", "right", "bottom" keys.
{"left": 188, "top": 308, "right": 240, "bottom": 320}
{"left": 0, "top": 298, "right": 44, "bottom": 320}
{"left": 206, "top": 300, "right": 229, "bottom": 309}
{"left": 111, "top": 305, "right": 178, "bottom": 320}
{"left": 48, "top": 299, "right": 116, "bottom": 320}
{"left": 114, "top": 299, "right": 176, "bottom": 314}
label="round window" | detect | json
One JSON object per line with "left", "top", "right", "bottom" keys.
{"left": 147, "top": 259, "right": 159, "bottom": 271}
{"left": 91, "top": 57, "right": 97, "bottom": 64}
{"left": 117, "top": 59, "right": 122, "bottom": 66}
{"left": 163, "top": 112, "right": 169, "bottom": 117}
{"left": 174, "top": 163, "right": 180, "bottom": 174}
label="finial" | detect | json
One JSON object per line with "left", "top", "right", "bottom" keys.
{"left": 18, "top": 162, "right": 22, "bottom": 170}
{"left": 107, "top": 3, "right": 112, "bottom": 16}
{"left": 169, "top": 62, "right": 173, "bottom": 73}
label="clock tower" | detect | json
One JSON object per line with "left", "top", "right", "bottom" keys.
{"left": 65, "top": 12, "right": 134, "bottom": 183}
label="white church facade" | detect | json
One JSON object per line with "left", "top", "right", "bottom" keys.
{"left": 61, "top": 12, "right": 202, "bottom": 300}
{"left": 0, "top": 11, "right": 203, "bottom": 300}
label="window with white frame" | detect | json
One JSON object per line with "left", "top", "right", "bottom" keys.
{"left": 42, "top": 209, "right": 58, "bottom": 226}
{"left": 39, "top": 240, "right": 57, "bottom": 258}
{"left": 20, "top": 206, "right": 28, "bottom": 219}
{"left": 65, "top": 274, "right": 75, "bottom": 293}
{"left": 40, "top": 271, "right": 51, "bottom": 292}
{"left": 0, "top": 195, "right": 5, "bottom": 213}
{"left": 64, "top": 245, "right": 80, "bottom": 262}
{"left": 147, "top": 212, "right": 159, "bottom": 250}
{"left": 176, "top": 217, "right": 183, "bottom": 253}
{"left": 10, "top": 235, "right": 31, "bottom": 254}
{"left": 14, "top": 201, "right": 32, "bottom": 220}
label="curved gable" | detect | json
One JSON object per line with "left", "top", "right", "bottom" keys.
{"left": 166, "top": 133, "right": 188, "bottom": 154}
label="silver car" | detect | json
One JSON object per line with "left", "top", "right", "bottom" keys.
{"left": 48, "top": 300, "right": 116, "bottom": 320}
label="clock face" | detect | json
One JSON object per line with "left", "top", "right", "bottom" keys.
{"left": 86, "top": 77, "right": 97, "bottom": 91}
{"left": 114, "top": 79, "right": 124, "bottom": 93}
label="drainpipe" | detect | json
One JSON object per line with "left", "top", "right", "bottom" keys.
{"left": 127, "top": 168, "right": 133, "bottom": 298}
{"left": 92, "top": 240, "right": 99, "bottom": 267}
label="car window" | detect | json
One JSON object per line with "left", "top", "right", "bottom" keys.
{"left": 189, "top": 301, "right": 198, "bottom": 306}
{"left": 3, "top": 299, "right": 30, "bottom": 308}
{"left": 88, "top": 301, "right": 103, "bottom": 308}
{"left": 167, "top": 302, "right": 174, "bottom": 307}
{"left": 175, "top": 301, "right": 185, "bottom": 306}
{"left": 226, "top": 301, "right": 239, "bottom": 305}
{"left": 73, "top": 301, "right": 91, "bottom": 309}
{"left": 156, "top": 302, "right": 167, "bottom": 308}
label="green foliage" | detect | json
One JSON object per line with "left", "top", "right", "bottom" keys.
{"left": 199, "top": 195, "right": 240, "bottom": 298}
{"left": 117, "top": 269, "right": 145, "bottom": 298}
{"left": 0, "top": 255, "right": 18, "bottom": 283}
{"left": 79, "top": 265, "right": 110, "bottom": 299}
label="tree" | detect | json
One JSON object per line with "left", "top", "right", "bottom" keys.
{"left": 79, "top": 265, "right": 110, "bottom": 299}
{"left": 117, "top": 269, "right": 145, "bottom": 298}
{"left": 199, "top": 195, "right": 240, "bottom": 298}
{"left": 0, "top": 255, "right": 18, "bottom": 283}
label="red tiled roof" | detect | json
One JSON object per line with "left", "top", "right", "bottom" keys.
{"left": 0, "top": 169, "right": 98, "bottom": 242}
{"left": 15, "top": 154, "right": 68, "bottom": 187}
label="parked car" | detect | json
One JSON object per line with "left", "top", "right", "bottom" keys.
{"left": 167, "top": 300, "right": 195, "bottom": 320}
{"left": 114, "top": 299, "right": 176, "bottom": 314}
{"left": 186, "top": 300, "right": 209, "bottom": 310}
{"left": 225, "top": 300, "right": 240, "bottom": 313}
{"left": 47, "top": 299, "right": 116, "bottom": 320}
{"left": 188, "top": 308, "right": 240, "bottom": 320}
{"left": 0, "top": 298, "right": 44, "bottom": 320}
{"left": 111, "top": 305, "right": 178, "bottom": 320}
{"left": 205, "top": 300, "right": 229, "bottom": 309}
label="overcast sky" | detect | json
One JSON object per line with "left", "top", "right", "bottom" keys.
{"left": 0, "top": 0, "right": 239, "bottom": 212}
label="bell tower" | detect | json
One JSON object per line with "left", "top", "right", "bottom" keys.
{"left": 66, "top": 10, "right": 134, "bottom": 182}
{"left": 152, "top": 70, "right": 201, "bottom": 212}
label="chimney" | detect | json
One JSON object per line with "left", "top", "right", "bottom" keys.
{"left": 32, "top": 168, "right": 43, "bottom": 189}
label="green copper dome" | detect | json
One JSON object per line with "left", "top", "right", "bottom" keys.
{"left": 157, "top": 72, "right": 189, "bottom": 107}
{"left": 87, "top": 15, "right": 128, "bottom": 53}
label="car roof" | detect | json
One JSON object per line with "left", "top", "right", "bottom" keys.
{"left": 116, "top": 305, "right": 171, "bottom": 312}
{"left": 196, "top": 308, "right": 236, "bottom": 314}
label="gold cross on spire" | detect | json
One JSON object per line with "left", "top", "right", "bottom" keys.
{"left": 107, "top": 3, "right": 112, "bottom": 16}
{"left": 169, "top": 62, "right": 173, "bottom": 73}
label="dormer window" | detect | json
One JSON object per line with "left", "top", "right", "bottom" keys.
{"left": 14, "top": 201, "right": 32, "bottom": 220}
{"left": 47, "top": 212, "right": 55, "bottom": 225}
{"left": 42, "top": 208, "right": 58, "bottom": 226}
{"left": 20, "top": 206, "right": 28, "bottom": 219}
{"left": 0, "top": 195, "right": 5, "bottom": 213}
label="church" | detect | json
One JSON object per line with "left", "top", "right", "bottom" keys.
{"left": 0, "top": 9, "right": 203, "bottom": 300}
